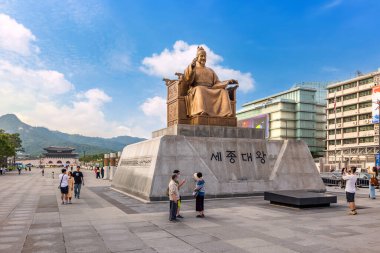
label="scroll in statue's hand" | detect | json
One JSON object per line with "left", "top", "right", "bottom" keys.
{"left": 191, "top": 57, "right": 197, "bottom": 68}
{"left": 228, "top": 79, "right": 239, "bottom": 85}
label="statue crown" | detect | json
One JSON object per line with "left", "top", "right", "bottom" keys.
{"left": 197, "top": 46, "right": 206, "bottom": 56}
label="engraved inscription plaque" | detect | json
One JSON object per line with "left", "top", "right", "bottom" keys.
{"left": 119, "top": 157, "right": 152, "bottom": 167}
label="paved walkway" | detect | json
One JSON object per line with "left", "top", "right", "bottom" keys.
{"left": 1, "top": 169, "right": 380, "bottom": 253}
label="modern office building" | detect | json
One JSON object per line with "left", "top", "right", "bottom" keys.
{"left": 237, "top": 83, "right": 327, "bottom": 157}
{"left": 326, "top": 70, "right": 380, "bottom": 167}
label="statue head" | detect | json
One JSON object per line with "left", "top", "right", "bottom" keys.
{"left": 196, "top": 46, "right": 206, "bottom": 67}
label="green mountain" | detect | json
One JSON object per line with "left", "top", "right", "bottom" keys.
{"left": 0, "top": 114, "right": 145, "bottom": 157}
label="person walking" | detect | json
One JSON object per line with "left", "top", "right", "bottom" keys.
{"left": 173, "top": 170, "right": 186, "bottom": 219}
{"left": 96, "top": 167, "right": 101, "bottom": 179}
{"left": 193, "top": 172, "right": 205, "bottom": 218}
{"left": 41, "top": 168, "right": 44, "bottom": 176}
{"left": 342, "top": 167, "right": 358, "bottom": 215}
{"left": 59, "top": 168, "right": 69, "bottom": 205}
{"left": 67, "top": 171, "right": 74, "bottom": 204}
{"left": 72, "top": 166, "right": 84, "bottom": 199}
{"left": 101, "top": 167, "right": 104, "bottom": 179}
{"left": 168, "top": 174, "right": 180, "bottom": 222}
{"left": 340, "top": 168, "right": 346, "bottom": 189}
{"left": 369, "top": 167, "right": 378, "bottom": 199}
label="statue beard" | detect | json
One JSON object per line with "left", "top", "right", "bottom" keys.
{"left": 198, "top": 60, "right": 206, "bottom": 67}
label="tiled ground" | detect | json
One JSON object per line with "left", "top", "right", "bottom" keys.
{"left": 0, "top": 168, "right": 380, "bottom": 253}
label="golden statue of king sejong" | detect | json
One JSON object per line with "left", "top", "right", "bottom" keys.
{"left": 184, "top": 46, "right": 239, "bottom": 117}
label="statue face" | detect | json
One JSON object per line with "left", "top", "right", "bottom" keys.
{"left": 197, "top": 52, "right": 206, "bottom": 66}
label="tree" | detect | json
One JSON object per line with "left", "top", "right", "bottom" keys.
{"left": 0, "top": 129, "right": 23, "bottom": 167}
{"left": 79, "top": 153, "right": 104, "bottom": 163}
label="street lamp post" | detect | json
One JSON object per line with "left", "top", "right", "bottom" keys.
{"left": 373, "top": 100, "right": 380, "bottom": 166}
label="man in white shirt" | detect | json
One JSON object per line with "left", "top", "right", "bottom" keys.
{"left": 59, "top": 168, "right": 69, "bottom": 205}
{"left": 168, "top": 174, "right": 180, "bottom": 222}
{"left": 342, "top": 167, "right": 358, "bottom": 215}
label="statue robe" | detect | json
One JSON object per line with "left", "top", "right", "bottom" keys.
{"left": 184, "top": 64, "right": 232, "bottom": 117}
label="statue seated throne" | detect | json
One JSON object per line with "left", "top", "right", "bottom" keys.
{"left": 164, "top": 46, "right": 239, "bottom": 127}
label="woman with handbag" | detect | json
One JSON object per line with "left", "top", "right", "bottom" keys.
{"left": 193, "top": 172, "right": 205, "bottom": 218}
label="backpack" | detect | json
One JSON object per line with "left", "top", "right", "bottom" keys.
{"left": 371, "top": 177, "right": 379, "bottom": 186}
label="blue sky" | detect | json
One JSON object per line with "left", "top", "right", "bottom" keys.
{"left": 0, "top": 0, "right": 379, "bottom": 138}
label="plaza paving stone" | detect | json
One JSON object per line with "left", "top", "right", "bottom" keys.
{"left": 0, "top": 168, "right": 380, "bottom": 253}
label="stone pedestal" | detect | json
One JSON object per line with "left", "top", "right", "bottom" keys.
{"left": 112, "top": 126, "right": 325, "bottom": 201}
{"left": 103, "top": 154, "right": 110, "bottom": 180}
{"left": 109, "top": 153, "right": 116, "bottom": 181}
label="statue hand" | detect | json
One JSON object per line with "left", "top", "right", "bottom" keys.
{"left": 228, "top": 79, "right": 238, "bottom": 85}
{"left": 191, "top": 57, "right": 197, "bottom": 68}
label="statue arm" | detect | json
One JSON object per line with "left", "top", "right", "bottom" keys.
{"left": 184, "top": 63, "right": 195, "bottom": 85}
{"left": 212, "top": 81, "right": 229, "bottom": 89}
{"left": 211, "top": 69, "right": 239, "bottom": 89}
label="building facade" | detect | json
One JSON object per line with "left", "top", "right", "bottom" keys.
{"left": 42, "top": 146, "right": 79, "bottom": 166}
{"left": 326, "top": 70, "right": 380, "bottom": 167}
{"left": 237, "top": 83, "right": 326, "bottom": 157}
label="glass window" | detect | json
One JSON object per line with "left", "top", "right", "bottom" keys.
{"left": 328, "top": 97, "right": 342, "bottom": 104}
{"left": 343, "top": 138, "right": 357, "bottom": 144}
{"left": 343, "top": 104, "right": 357, "bottom": 112}
{"left": 343, "top": 93, "right": 357, "bottom": 101}
{"left": 359, "top": 113, "right": 371, "bottom": 120}
{"left": 359, "top": 125, "right": 374, "bottom": 131}
{"left": 359, "top": 137, "right": 374, "bottom": 143}
{"left": 329, "top": 118, "right": 342, "bottom": 124}
{"left": 329, "top": 129, "right": 342, "bottom": 135}
{"left": 343, "top": 116, "right": 357, "bottom": 122}
{"left": 328, "top": 86, "right": 342, "bottom": 93}
{"left": 359, "top": 90, "right": 372, "bottom": 97}
{"left": 359, "top": 77, "right": 374, "bottom": 85}
{"left": 343, "top": 127, "right": 357, "bottom": 133}
{"left": 328, "top": 140, "right": 341, "bottom": 145}
{"left": 359, "top": 102, "right": 372, "bottom": 108}
{"left": 328, "top": 108, "right": 342, "bottom": 114}
{"left": 343, "top": 82, "right": 357, "bottom": 90}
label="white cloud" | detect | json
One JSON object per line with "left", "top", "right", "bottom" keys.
{"left": 0, "top": 60, "right": 132, "bottom": 138}
{"left": 141, "top": 40, "right": 255, "bottom": 92}
{"left": 0, "top": 60, "right": 74, "bottom": 97}
{"left": 0, "top": 14, "right": 137, "bottom": 138}
{"left": 0, "top": 13, "right": 39, "bottom": 56}
{"left": 140, "top": 96, "right": 166, "bottom": 124}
